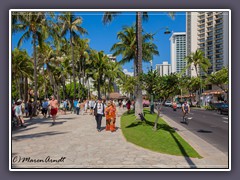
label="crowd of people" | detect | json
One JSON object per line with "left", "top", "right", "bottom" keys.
{"left": 11, "top": 96, "right": 135, "bottom": 132}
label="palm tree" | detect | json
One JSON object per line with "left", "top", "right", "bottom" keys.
{"left": 12, "top": 11, "right": 54, "bottom": 114}
{"left": 74, "top": 38, "right": 90, "bottom": 98}
{"left": 185, "top": 49, "right": 211, "bottom": 105}
{"left": 103, "top": 11, "right": 174, "bottom": 117}
{"left": 118, "top": 74, "right": 136, "bottom": 99}
{"left": 86, "top": 50, "right": 110, "bottom": 99}
{"left": 185, "top": 49, "right": 211, "bottom": 77}
{"left": 58, "top": 12, "right": 88, "bottom": 100}
{"left": 110, "top": 24, "right": 159, "bottom": 116}
{"left": 104, "top": 61, "right": 124, "bottom": 99}
{"left": 12, "top": 48, "right": 33, "bottom": 101}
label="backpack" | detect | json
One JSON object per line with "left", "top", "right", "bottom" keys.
{"left": 94, "top": 103, "right": 105, "bottom": 116}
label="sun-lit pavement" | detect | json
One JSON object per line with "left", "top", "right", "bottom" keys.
{"left": 11, "top": 107, "right": 228, "bottom": 169}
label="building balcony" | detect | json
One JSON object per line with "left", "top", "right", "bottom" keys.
{"left": 207, "top": 23, "right": 213, "bottom": 27}
{"left": 215, "top": 36, "right": 223, "bottom": 40}
{"left": 197, "top": 26, "right": 205, "bottom": 31}
{"left": 198, "top": 30, "right": 205, "bottom": 35}
{"left": 215, "top": 45, "right": 223, "bottom": 50}
{"left": 207, "top": 12, "right": 213, "bottom": 17}
{"left": 216, "top": 20, "right": 223, "bottom": 24}
{"left": 198, "top": 41, "right": 205, "bottom": 45}
{"left": 198, "top": 14, "right": 205, "bottom": 19}
{"left": 198, "top": 21, "right": 205, "bottom": 25}
{"left": 198, "top": 36, "right": 205, "bottom": 40}
{"left": 215, "top": 15, "right": 223, "bottom": 20}
{"left": 215, "top": 30, "right": 223, "bottom": 35}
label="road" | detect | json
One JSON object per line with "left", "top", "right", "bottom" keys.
{"left": 160, "top": 106, "right": 229, "bottom": 155}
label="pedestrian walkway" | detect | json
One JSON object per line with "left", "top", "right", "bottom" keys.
{"left": 11, "top": 108, "right": 228, "bottom": 169}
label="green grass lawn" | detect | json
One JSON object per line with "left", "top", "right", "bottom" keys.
{"left": 121, "top": 109, "right": 202, "bottom": 158}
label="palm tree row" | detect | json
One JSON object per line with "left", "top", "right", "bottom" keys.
{"left": 12, "top": 12, "right": 125, "bottom": 102}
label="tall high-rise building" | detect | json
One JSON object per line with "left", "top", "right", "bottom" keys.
{"left": 107, "top": 54, "right": 117, "bottom": 62}
{"left": 170, "top": 32, "right": 187, "bottom": 75}
{"left": 186, "top": 11, "right": 229, "bottom": 76}
{"left": 156, "top": 61, "right": 172, "bottom": 76}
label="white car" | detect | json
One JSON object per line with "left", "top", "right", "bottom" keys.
{"left": 177, "top": 103, "right": 182, "bottom": 108}
{"left": 164, "top": 101, "right": 172, "bottom": 107}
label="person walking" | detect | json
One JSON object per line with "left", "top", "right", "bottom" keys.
{"left": 105, "top": 101, "right": 112, "bottom": 131}
{"left": 89, "top": 99, "right": 95, "bottom": 115}
{"left": 84, "top": 99, "right": 89, "bottom": 114}
{"left": 47, "top": 98, "right": 51, "bottom": 118}
{"left": 42, "top": 98, "right": 49, "bottom": 118}
{"left": 76, "top": 99, "right": 80, "bottom": 115}
{"left": 14, "top": 99, "right": 26, "bottom": 127}
{"left": 93, "top": 98, "right": 105, "bottom": 132}
{"left": 73, "top": 98, "right": 78, "bottom": 114}
{"left": 110, "top": 100, "right": 117, "bottom": 132}
{"left": 49, "top": 95, "right": 58, "bottom": 125}
{"left": 63, "top": 99, "right": 68, "bottom": 115}
{"left": 126, "top": 100, "right": 131, "bottom": 114}
{"left": 28, "top": 99, "right": 33, "bottom": 120}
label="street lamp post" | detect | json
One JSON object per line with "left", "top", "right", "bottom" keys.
{"left": 149, "top": 27, "right": 171, "bottom": 114}
{"left": 150, "top": 60, "right": 154, "bottom": 114}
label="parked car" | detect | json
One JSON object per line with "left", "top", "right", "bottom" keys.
{"left": 143, "top": 100, "right": 150, "bottom": 107}
{"left": 217, "top": 103, "right": 229, "bottom": 115}
{"left": 164, "top": 101, "right": 172, "bottom": 107}
{"left": 177, "top": 103, "right": 182, "bottom": 108}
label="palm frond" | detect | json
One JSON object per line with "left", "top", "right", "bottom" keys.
{"left": 102, "top": 12, "right": 120, "bottom": 25}
{"left": 17, "top": 31, "right": 31, "bottom": 48}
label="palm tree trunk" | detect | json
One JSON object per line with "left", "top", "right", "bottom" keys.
{"left": 78, "top": 76, "right": 81, "bottom": 99}
{"left": 17, "top": 78, "right": 21, "bottom": 99}
{"left": 70, "top": 33, "right": 76, "bottom": 100}
{"left": 97, "top": 75, "right": 101, "bottom": 99}
{"left": 24, "top": 77, "right": 28, "bottom": 102}
{"left": 33, "top": 33, "right": 38, "bottom": 115}
{"left": 135, "top": 12, "right": 143, "bottom": 118}
{"left": 43, "top": 67, "right": 47, "bottom": 98}
{"left": 20, "top": 76, "right": 24, "bottom": 100}
{"left": 62, "top": 76, "right": 66, "bottom": 100}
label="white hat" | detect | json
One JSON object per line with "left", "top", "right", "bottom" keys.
{"left": 17, "top": 99, "right": 22, "bottom": 103}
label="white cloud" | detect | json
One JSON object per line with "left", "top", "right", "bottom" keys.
{"left": 123, "top": 69, "right": 134, "bottom": 76}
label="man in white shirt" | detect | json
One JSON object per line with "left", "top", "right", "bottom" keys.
{"left": 93, "top": 98, "right": 105, "bottom": 132}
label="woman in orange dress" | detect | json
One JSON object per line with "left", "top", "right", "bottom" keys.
{"left": 110, "top": 101, "right": 117, "bottom": 132}
{"left": 105, "top": 101, "right": 112, "bottom": 131}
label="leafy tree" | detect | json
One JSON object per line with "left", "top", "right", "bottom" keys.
{"left": 152, "top": 73, "right": 180, "bottom": 130}
{"left": 117, "top": 74, "right": 136, "bottom": 99}
{"left": 207, "top": 67, "right": 228, "bottom": 100}
{"left": 141, "top": 70, "right": 158, "bottom": 113}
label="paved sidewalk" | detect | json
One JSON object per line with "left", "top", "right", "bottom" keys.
{"left": 11, "top": 108, "right": 228, "bottom": 169}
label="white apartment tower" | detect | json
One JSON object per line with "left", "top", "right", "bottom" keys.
{"left": 156, "top": 61, "right": 172, "bottom": 76}
{"left": 170, "top": 32, "right": 187, "bottom": 75}
{"left": 186, "top": 11, "right": 229, "bottom": 76}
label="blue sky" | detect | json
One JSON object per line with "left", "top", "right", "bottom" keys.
{"left": 12, "top": 11, "right": 186, "bottom": 74}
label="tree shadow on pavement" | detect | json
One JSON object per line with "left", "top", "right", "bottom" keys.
{"left": 12, "top": 126, "right": 37, "bottom": 134}
{"left": 169, "top": 132, "right": 197, "bottom": 168}
{"left": 12, "top": 131, "right": 68, "bottom": 141}
{"left": 125, "top": 119, "right": 176, "bottom": 132}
